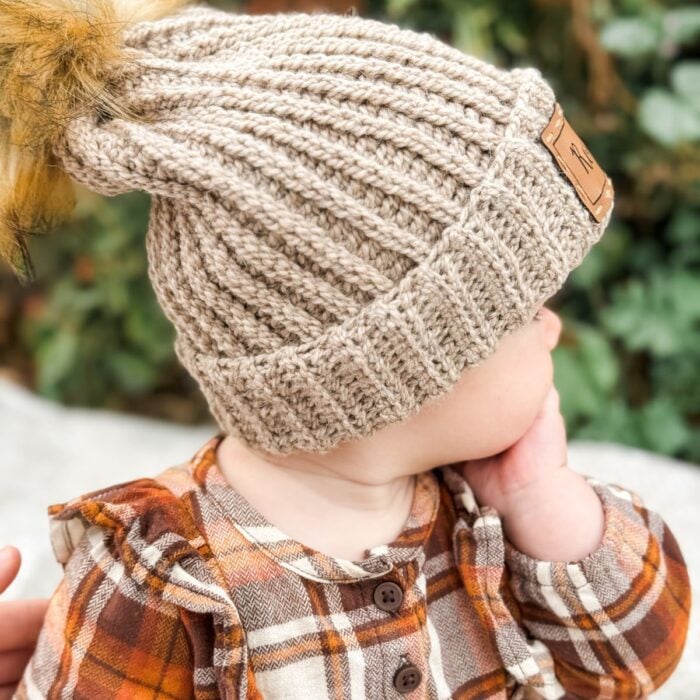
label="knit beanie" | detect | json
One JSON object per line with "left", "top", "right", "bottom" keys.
{"left": 0, "top": 1, "right": 614, "bottom": 455}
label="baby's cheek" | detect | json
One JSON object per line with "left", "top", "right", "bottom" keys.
{"left": 498, "top": 357, "right": 553, "bottom": 446}
{"left": 491, "top": 406, "right": 540, "bottom": 453}
{"left": 457, "top": 398, "right": 536, "bottom": 458}
{"left": 432, "top": 337, "right": 553, "bottom": 459}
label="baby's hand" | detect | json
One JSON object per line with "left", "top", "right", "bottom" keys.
{"left": 459, "top": 385, "right": 568, "bottom": 515}
{"left": 0, "top": 547, "right": 48, "bottom": 700}
{"left": 458, "top": 386, "right": 605, "bottom": 561}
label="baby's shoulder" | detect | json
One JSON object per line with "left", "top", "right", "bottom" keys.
{"left": 46, "top": 458, "right": 242, "bottom": 631}
{"left": 48, "top": 460, "right": 203, "bottom": 567}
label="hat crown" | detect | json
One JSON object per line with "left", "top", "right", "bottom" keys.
{"left": 52, "top": 6, "right": 612, "bottom": 455}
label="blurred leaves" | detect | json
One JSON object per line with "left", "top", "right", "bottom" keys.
{"left": 12, "top": 191, "right": 209, "bottom": 422}
{"left": 638, "top": 88, "right": 700, "bottom": 146}
{"left": 662, "top": 7, "right": 700, "bottom": 47}
{"left": 601, "top": 7, "right": 700, "bottom": 58}
{"left": 553, "top": 323, "right": 620, "bottom": 423}
{"left": 672, "top": 61, "right": 700, "bottom": 110}
{"left": 600, "top": 16, "right": 660, "bottom": 58}
{"left": 601, "top": 270, "right": 700, "bottom": 357}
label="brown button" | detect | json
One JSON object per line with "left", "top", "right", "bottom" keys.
{"left": 394, "top": 663, "right": 422, "bottom": 694}
{"left": 373, "top": 581, "right": 403, "bottom": 612}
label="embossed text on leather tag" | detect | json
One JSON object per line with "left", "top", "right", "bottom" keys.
{"left": 541, "top": 103, "right": 613, "bottom": 223}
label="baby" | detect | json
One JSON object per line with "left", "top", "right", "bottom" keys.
{"left": 1, "top": 0, "right": 691, "bottom": 698}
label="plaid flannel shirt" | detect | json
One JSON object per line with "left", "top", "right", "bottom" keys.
{"left": 16, "top": 433, "right": 690, "bottom": 699}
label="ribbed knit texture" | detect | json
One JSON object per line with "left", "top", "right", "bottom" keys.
{"left": 52, "top": 4, "right": 613, "bottom": 455}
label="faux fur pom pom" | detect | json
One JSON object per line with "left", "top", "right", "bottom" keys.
{"left": 0, "top": 0, "right": 188, "bottom": 282}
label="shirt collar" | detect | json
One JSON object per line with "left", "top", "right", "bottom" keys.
{"left": 187, "top": 433, "right": 441, "bottom": 584}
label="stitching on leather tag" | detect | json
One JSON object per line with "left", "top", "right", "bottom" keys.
{"left": 541, "top": 103, "right": 614, "bottom": 223}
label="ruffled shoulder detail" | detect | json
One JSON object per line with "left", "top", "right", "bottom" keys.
{"left": 46, "top": 465, "right": 236, "bottom": 618}
{"left": 48, "top": 474, "right": 202, "bottom": 564}
{"left": 44, "top": 455, "right": 258, "bottom": 698}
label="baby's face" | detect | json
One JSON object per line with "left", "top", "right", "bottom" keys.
{"left": 394, "top": 305, "right": 563, "bottom": 469}
{"left": 222, "top": 305, "right": 563, "bottom": 483}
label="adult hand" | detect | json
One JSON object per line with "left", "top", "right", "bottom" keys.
{"left": 0, "top": 547, "right": 49, "bottom": 700}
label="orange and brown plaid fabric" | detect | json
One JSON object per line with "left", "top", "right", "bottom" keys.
{"left": 16, "top": 434, "right": 690, "bottom": 699}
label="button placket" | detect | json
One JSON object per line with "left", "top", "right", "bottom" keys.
{"left": 367, "top": 577, "right": 422, "bottom": 695}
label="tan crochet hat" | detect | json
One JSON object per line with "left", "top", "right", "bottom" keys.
{"left": 0, "top": 1, "right": 614, "bottom": 455}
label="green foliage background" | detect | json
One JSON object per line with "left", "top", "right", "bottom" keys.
{"left": 0, "top": 0, "right": 698, "bottom": 460}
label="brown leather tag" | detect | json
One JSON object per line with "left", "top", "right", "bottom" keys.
{"left": 541, "top": 103, "right": 613, "bottom": 223}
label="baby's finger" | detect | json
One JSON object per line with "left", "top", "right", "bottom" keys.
{"left": 542, "top": 385, "right": 560, "bottom": 411}
{"left": 531, "top": 385, "right": 561, "bottom": 423}
{"left": 0, "top": 600, "right": 48, "bottom": 651}
{"left": 0, "top": 548, "right": 20, "bottom": 595}
{"left": 0, "top": 648, "right": 33, "bottom": 686}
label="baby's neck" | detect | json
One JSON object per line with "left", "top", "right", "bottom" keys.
{"left": 215, "top": 436, "right": 416, "bottom": 561}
